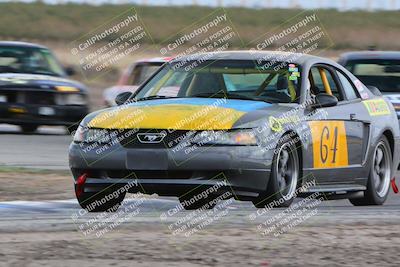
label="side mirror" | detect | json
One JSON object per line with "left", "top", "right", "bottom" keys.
{"left": 65, "top": 66, "right": 76, "bottom": 76}
{"left": 310, "top": 93, "right": 338, "bottom": 109}
{"left": 366, "top": 85, "right": 382, "bottom": 96}
{"left": 115, "top": 92, "right": 133, "bottom": 106}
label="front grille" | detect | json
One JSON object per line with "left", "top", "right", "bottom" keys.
{"left": 119, "top": 129, "right": 196, "bottom": 148}
{"left": 1, "top": 89, "right": 55, "bottom": 105}
{"left": 0, "top": 91, "right": 17, "bottom": 103}
{"left": 24, "top": 91, "right": 56, "bottom": 105}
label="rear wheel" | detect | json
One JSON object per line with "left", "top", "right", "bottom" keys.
{"left": 76, "top": 187, "right": 126, "bottom": 212}
{"left": 253, "top": 137, "right": 299, "bottom": 208}
{"left": 349, "top": 136, "right": 392, "bottom": 206}
{"left": 20, "top": 124, "right": 38, "bottom": 133}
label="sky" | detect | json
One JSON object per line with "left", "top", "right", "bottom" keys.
{"left": 2, "top": 0, "right": 400, "bottom": 10}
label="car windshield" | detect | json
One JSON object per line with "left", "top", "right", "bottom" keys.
{"left": 0, "top": 46, "right": 66, "bottom": 76}
{"left": 134, "top": 60, "right": 301, "bottom": 103}
{"left": 344, "top": 59, "right": 400, "bottom": 92}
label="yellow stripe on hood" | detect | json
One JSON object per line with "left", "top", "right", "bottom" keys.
{"left": 88, "top": 104, "right": 245, "bottom": 130}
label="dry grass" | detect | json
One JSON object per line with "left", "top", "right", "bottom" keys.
{"left": 0, "top": 169, "right": 73, "bottom": 201}
{"left": 1, "top": 2, "right": 399, "bottom": 108}
{"left": 1, "top": 2, "right": 400, "bottom": 50}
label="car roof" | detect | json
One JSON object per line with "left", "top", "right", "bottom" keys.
{"left": 136, "top": 57, "right": 173, "bottom": 64}
{"left": 173, "top": 50, "right": 334, "bottom": 66}
{"left": 339, "top": 51, "right": 400, "bottom": 62}
{"left": 0, "top": 41, "right": 48, "bottom": 49}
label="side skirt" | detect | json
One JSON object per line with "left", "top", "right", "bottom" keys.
{"left": 297, "top": 184, "right": 366, "bottom": 200}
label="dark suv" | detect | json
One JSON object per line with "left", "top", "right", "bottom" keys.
{"left": 338, "top": 51, "right": 400, "bottom": 119}
{"left": 0, "top": 41, "right": 89, "bottom": 133}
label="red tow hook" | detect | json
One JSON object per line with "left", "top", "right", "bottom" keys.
{"left": 75, "top": 173, "right": 88, "bottom": 197}
{"left": 391, "top": 177, "right": 399, "bottom": 194}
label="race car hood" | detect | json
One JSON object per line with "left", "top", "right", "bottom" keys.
{"left": 84, "top": 98, "right": 293, "bottom": 130}
{"left": 0, "top": 73, "right": 87, "bottom": 93}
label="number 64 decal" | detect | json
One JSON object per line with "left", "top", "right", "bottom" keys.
{"left": 309, "top": 121, "right": 349, "bottom": 169}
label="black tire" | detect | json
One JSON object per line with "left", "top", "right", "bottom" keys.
{"left": 20, "top": 124, "right": 38, "bottom": 133}
{"left": 76, "top": 187, "right": 126, "bottom": 212}
{"left": 349, "top": 136, "right": 392, "bottom": 206}
{"left": 253, "top": 137, "right": 300, "bottom": 208}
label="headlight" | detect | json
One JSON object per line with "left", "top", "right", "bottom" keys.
{"left": 73, "top": 126, "right": 110, "bottom": 143}
{"left": 56, "top": 94, "right": 87, "bottom": 105}
{"left": 193, "top": 130, "right": 257, "bottom": 145}
{"left": 0, "top": 95, "right": 7, "bottom": 103}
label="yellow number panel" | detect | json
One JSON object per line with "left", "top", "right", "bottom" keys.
{"left": 308, "top": 121, "right": 349, "bottom": 169}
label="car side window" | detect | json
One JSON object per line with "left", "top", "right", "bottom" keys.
{"left": 336, "top": 71, "right": 359, "bottom": 100}
{"left": 309, "top": 66, "right": 343, "bottom": 101}
{"left": 310, "top": 67, "right": 324, "bottom": 92}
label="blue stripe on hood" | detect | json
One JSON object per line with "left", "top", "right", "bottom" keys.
{"left": 128, "top": 98, "right": 271, "bottom": 112}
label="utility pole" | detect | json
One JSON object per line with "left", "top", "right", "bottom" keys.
{"left": 367, "top": 0, "right": 373, "bottom": 11}
{"left": 318, "top": 0, "right": 325, "bottom": 9}
{"left": 390, "top": 0, "right": 397, "bottom": 9}
{"left": 290, "top": 0, "right": 299, "bottom": 9}
{"left": 341, "top": 0, "right": 347, "bottom": 11}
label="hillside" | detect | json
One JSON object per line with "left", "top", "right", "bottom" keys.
{"left": 0, "top": 2, "right": 399, "bottom": 50}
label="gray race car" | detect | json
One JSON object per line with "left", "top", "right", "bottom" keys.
{"left": 69, "top": 51, "right": 400, "bottom": 212}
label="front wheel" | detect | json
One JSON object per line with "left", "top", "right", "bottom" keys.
{"left": 349, "top": 136, "right": 392, "bottom": 206}
{"left": 253, "top": 138, "right": 299, "bottom": 208}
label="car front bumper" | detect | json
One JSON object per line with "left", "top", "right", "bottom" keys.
{"left": 69, "top": 141, "right": 273, "bottom": 199}
{"left": 0, "top": 103, "right": 88, "bottom": 127}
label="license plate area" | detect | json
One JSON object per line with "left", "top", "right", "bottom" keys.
{"left": 38, "top": 107, "right": 55, "bottom": 116}
{"left": 126, "top": 150, "right": 168, "bottom": 170}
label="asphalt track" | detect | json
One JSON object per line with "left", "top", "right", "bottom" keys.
{"left": 0, "top": 125, "right": 69, "bottom": 170}
{"left": 0, "top": 124, "right": 399, "bottom": 231}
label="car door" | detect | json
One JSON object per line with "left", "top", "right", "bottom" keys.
{"left": 303, "top": 64, "right": 370, "bottom": 185}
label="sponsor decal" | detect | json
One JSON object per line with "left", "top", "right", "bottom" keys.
{"left": 268, "top": 115, "right": 301, "bottom": 132}
{"left": 354, "top": 79, "right": 369, "bottom": 99}
{"left": 288, "top": 63, "right": 300, "bottom": 81}
{"left": 363, "top": 99, "right": 391, "bottom": 116}
{"left": 269, "top": 116, "right": 283, "bottom": 132}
